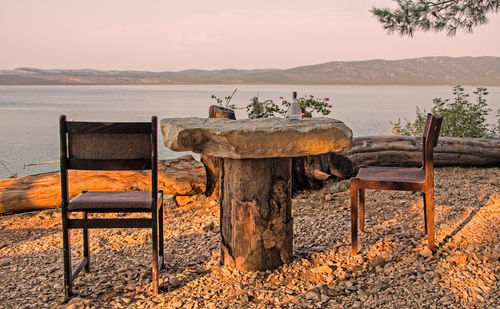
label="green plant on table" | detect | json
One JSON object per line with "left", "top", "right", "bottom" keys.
{"left": 280, "top": 95, "right": 332, "bottom": 118}
{"left": 246, "top": 96, "right": 283, "bottom": 119}
{"left": 211, "top": 88, "right": 238, "bottom": 110}
{"left": 391, "top": 85, "right": 499, "bottom": 138}
{"left": 245, "top": 94, "right": 333, "bottom": 119}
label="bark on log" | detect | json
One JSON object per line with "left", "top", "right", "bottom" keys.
{"left": 292, "top": 155, "right": 329, "bottom": 191}
{"left": 292, "top": 152, "right": 358, "bottom": 191}
{"left": 0, "top": 155, "right": 206, "bottom": 214}
{"left": 220, "top": 157, "right": 293, "bottom": 271}
{"left": 201, "top": 105, "right": 236, "bottom": 199}
{"left": 342, "top": 136, "right": 500, "bottom": 167}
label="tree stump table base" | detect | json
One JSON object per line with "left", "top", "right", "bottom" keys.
{"left": 161, "top": 117, "right": 352, "bottom": 272}
{"left": 220, "top": 157, "right": 293, "bottom": 271}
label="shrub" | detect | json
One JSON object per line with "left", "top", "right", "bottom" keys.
{"left": 245, "top": 94, "right": 332, "bottom": 119}
{"left": 210, "top": 88, "right": 238, "bottom": 109}
{"left": 246, "top": 96, "right": 282, "bottom": 119}
{"left": 391, "top": 86, "right": 499, "bottom": 138}
{"left": 280, "top": 95, "right": 332, "bottom": 118}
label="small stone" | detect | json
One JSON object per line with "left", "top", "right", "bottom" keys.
{"left": 320, "top": 294, "right": 330, "bottom": 303}
{"left": 367, "top": 283, "right": 382, "bottom": 294}
{"left": 169, "top": 277, "right": 182, "bottom": 287}
{"left": 68, "top": 297, "right": 84, "bottom": 304}
{"left": 305, "top": 291, "right": 321, "bottom": 302}
{"left": 449, "top": 254, "right": 468, "bottom": 264}
{"left": 175, "top": 195, "right": 198, "bottom": 206}
{"left": 311, "top": 265, "right": 333, "bottom": 274}
{"left": 202, "top": 222, "right": 215, "bottom": 232}
{"left": 486, "top": 255, "right": 499, "bottom": 263}
{"left": 419, "top": 247, "right": 433, "bottom": 258}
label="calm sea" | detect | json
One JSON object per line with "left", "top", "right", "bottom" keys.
{"left": 1, "top": 85, "right": 499, "bottom": 179}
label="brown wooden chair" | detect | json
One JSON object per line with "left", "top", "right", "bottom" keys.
{"left": 350, "top": 113, "right": 443, "bottom": 255}
{"left": 59, "top": 115, "right": 164, "bottom": 300}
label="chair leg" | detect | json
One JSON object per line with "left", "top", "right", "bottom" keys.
{"left": 422, "top": 193, "right": 428, "bottom": 236}
{"left": 350, "top": 184, "right": 358, "bottom": 256}
{"left": 62, "top": 217, "right": 72, "bottom": 301}
{"left": 158, "top": 198, "right": 165, "bottom": 270}
{"left": 359, "top": 188, "right": 365, "bottom": 233}
{"left": 424, "top": 190, "right": 435, "bottom": 251}
{"left": 151, "top": 212, "right": 159, "bottom": 295}
{"left": 83, "top": 212, "right": 90, "bottom": 273}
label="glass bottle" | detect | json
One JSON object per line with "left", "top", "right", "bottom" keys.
{"left": 287, "top": 91, "right": 301, "bottom": 122}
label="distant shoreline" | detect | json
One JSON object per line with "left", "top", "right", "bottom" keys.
{"left": 2, "top": 83, "right": 500, "bottom": 87}
{"left": 2, "top": 56, "right": 500, "bottom": 86}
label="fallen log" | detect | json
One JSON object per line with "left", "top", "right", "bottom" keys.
{"left": 292, "top": 135, "right": 499, "bottom": 191}
{"left": 0, "top": 154, "right": 206, "bottom": 214}
{"left": 343, "top": 136, "right": 500, "bottom": 167}
{"left": 292, "top": 152, "right": 358, "bottom": 191}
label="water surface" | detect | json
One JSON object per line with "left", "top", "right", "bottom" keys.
{"left": 1, "top": 85, "right": 498, "bottom": 178}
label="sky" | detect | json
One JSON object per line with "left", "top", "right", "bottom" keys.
{"left": 1, "top": 0, "right": 500, "bottom": 71}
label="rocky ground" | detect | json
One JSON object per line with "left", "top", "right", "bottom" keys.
{"left": 0, "top": 166, "right": 499, "bottom": 308}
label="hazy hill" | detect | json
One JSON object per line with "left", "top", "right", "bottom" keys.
{"left": 239, "top": 56, "right": 500, "bottom": 85}
{"left": 1, "top": 56, "right": 500, "bottom": 85}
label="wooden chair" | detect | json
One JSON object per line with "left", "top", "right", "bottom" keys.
{"left": 59, "top": 115, "right": 164, "bottom": 300}
{"left": 350, "top": 114, "right": 443, "bottom": 255}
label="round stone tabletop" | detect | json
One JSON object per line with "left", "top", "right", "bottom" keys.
{"left": 161, "top": 117, "right": 352, "bottom": 159}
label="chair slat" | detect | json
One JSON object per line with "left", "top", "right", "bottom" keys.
{"left": 66, "top": 121, "right": 152, "bottom": 134}
{"left": 68, "top": 218, "right": 152, "bottom": 229}
{"left": 67, "top": 158, "right": 152, "bottom": 170}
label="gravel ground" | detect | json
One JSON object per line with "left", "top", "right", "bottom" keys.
{"left": 0, "top": 166, "right": 499, "bottom": 308}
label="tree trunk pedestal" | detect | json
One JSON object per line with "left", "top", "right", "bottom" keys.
{"left": 220, "top": 157, "right": 293, "bottom": 271}
{"left": 161, "top": 117, "right": 353, "bottom": 271}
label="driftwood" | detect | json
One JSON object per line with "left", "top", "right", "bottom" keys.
{"left": 201, "top": 105, "right": 236, "bottom": 199}
{"left": 343, "top": 136, "right": 500, "bottom": 167}
{"left": 0, "top": 155, "right": 206, "bottom": 214}
{"left": 208, "top": 105, "right": 236, "bottom": 120}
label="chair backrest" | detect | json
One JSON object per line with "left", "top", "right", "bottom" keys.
{"left": 422, "top": 114, "right": 443, "bottom": 180}
{"left": 59, "top": 115, "right": 158, "bottom": 207}
{"left": 60, "top": 116, "right": 157, "bottom": 171}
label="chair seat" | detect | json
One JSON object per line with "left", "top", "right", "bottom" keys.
{"left": 68, "top": 191, "right": 160, "bottom": 211}
{"left": 356, "top": 166, "right": 426, "bottom": 183}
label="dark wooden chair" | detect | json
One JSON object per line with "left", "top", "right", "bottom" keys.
{"left": 59, "top": 115, "right": 164, "bottom": 300}
{"left": 350, "top": 113, "right": 443, "bottom": 255}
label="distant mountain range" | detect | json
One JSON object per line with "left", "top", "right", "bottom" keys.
{"left": 1, "top": 56, "right": 500, "bottom": 86}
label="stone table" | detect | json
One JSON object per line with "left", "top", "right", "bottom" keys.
{"left": 161, "top": 117, "right": 352, "bottom": 271}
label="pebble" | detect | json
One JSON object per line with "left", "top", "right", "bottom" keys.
{"left": 305, "top": 291, "right": 321, "bottom": 302}
{"left": 419, "top": 247, "right": 433, "bottom": 258}
{"left": 486, "top": 255, "right": 500, "bottom": 262}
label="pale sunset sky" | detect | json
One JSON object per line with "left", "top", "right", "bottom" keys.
{"left": 1, "top": 0, "right": 500, "bottom": 71}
